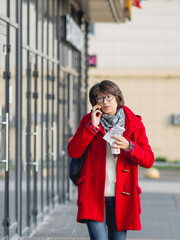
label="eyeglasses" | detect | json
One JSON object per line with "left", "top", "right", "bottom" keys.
{"left": 96, "top": 95, "right": 114, "bottom": 104}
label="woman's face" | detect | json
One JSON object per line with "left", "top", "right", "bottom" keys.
{"left": 96, "top": 92, "right": 118, "bottom": 116}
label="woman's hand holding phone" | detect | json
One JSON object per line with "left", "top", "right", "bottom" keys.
{"left": 91, "top": 104, "right": 102, "bottom": 127}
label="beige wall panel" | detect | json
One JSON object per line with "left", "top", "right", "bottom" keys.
{"left": 88, "top": 75, "right": 180, "bottom": 162}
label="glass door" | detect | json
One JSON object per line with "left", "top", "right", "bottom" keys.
{"left": 44, "top": 61, "right": 56, "bottom": 208}
{"left": 62, "top": 72, "right": 69, "bottom": 201}
{"left": 9, "top": 25, "right": 17, "bottom": 239}
{"left": 0, "top": 31, "right": 7, "bottom": 240}
{"left": 0, "top": 23, "right": 9, "bottom": 240}
{"left": 31, "top": 55, "right": 40, "bottom": 225}
{"left": 22, "top": 51, "right": 40, "bottom": 234}
{"left": 49, "top": 63, "right": 56, "bottom": 207}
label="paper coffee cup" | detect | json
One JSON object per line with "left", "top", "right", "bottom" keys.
{"left": 111, "top": 147, "right": 120, "bottom": 155}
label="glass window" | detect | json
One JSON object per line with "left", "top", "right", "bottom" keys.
{"left": 9, "top": 26, "right": 16, "bottom": 226}
{"left": 73, "top": 76, "right": 79, "bottom": 132}
{"left": 63, "top": 73, "right": 69, "bottom": 201}
{"left": 43, "top": 58, "right": 47, "bottom": 207}
{"left": 21, "top": 49, "right": 28, "bottom": 231}
{"left": 43, "top": 0, "right": 47, "bottom": 55}
{"left": 0, "top": 0, "right": 6, "bottom": 17}
{"left": 10, "top": 0, "right": 17, "bottom": 22}
{"left": 0, "top": 24, "right": 6, "bottom": 239}
{"left": 54, "top": 0, "right": 58, "bottom": 60}
{"left": 38, "top": 0, "right": 43, "bottom": 52}
{"left": 46, "top": 60, "right": 53, "bottom": 206}
{"left": 60, "top": 43, "right": 64, "bottom": 66}
{"left": 49, "top": 0, "right": 53, "bottom": 57}
{"left": 58, "top": 72, "right": 64, "bottom": 202}
{"left": 54, "top": 63, "right": 58, "bottom": 198}
{"left": 36, "top": 56, "right": 42, "bottom": 215}
{"left": 29, "top": 0, "right": 36, "bottom": 49}
{"left": 22, "top": 0, "right": 27, "bottom": 45}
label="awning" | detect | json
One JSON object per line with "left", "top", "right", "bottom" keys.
{"left": 79, "top": 0, "right": 132, "bottom": 23}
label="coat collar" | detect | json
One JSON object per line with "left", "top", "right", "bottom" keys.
{"left": 123, "top": 106, "right": 142, "bottom": 138}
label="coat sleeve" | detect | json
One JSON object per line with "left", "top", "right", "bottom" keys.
{"left": 126, "top": 123, "right": 154, "bottom": 168}
{"left": 67, "top": 114, "right": 100, "bottom": 159}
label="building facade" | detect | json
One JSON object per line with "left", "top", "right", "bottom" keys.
{"left": 0, "top": 0, "right": 88, "bottom": 239}
{"left": 0, "top": 0, "right": 132, "bottom": 239}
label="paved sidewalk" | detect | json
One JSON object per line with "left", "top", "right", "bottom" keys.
{"left": 20, "top": 169, "right": 180, "bottom": 240}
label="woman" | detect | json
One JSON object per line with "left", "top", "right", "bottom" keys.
{"left": 68, "top": 80, "right": 154, "bottom": 240}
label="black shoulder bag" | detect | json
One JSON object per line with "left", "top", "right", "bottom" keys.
{"left": 69, "top": 147, "right": 89, "bottom": 186}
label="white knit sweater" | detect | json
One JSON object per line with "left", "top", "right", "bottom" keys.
{"left": 105, "top": 142, "right": 117, "bottom": 196}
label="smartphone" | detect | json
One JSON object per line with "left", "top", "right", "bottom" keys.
{"left": 96, "top": 103, "right": 101, "bottom": 111}
{"left": 96, "top": 103, "right": 102, "bottom": 116}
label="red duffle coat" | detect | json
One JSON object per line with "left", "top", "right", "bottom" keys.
{"left": 67, "top": 106, "right": 154, "bottom": 231}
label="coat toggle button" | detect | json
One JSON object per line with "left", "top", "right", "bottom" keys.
{"left": 121, "top": 191, "right": 130, "bottom": 196}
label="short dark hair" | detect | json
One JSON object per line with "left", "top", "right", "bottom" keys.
{"left": 89, "top": 80, "right": 124, "bottom": 109}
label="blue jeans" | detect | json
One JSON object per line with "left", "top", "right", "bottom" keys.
{"left": 87, "top": 197, "right": 127, "bottom": 240}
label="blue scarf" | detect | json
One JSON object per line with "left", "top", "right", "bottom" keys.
{"left": 100, "top": 108, "right": 125, "bottom": 133}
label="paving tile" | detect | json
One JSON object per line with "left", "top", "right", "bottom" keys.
{"left": 20, "top": 169, "right": 180, "bottom": 240}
